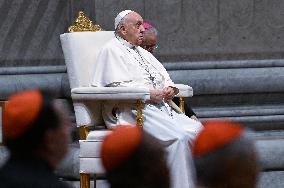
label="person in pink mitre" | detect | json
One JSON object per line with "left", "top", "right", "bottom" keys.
{"left": 92, "top": 10, "right": 203, "bottom": 188}
{"left": 140, "top": 21, "right": 199, "bottom": 120}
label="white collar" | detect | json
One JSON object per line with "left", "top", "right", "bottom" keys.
{"left": 115, "top": 35, "right": 136, "bottom": 49}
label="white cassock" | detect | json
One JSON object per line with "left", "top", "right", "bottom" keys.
{"left": 92, "top": 35, "right": 203, "bottom": 188}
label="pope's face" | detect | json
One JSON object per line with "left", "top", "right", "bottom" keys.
{"left": 124, "top": 12, "right": 145, "bottom": 46}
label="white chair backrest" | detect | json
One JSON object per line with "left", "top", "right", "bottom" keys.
{"left": 60, "top": 31, "right": 114, "bottom": 89}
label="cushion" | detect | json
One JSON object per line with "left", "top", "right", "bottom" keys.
{"left": 80, "top": 158, "right": 105, "bottom": 174}
{"left": 71, "top": 87, "right": 150, "bottom": 101}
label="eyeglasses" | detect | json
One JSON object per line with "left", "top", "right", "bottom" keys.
{"left": 143, "top": 44, "right": 158, "bottom": 51}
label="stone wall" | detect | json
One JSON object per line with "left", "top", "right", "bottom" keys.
{"left": 93, "top": 0, "right": 284, "bottom": 62}
{"left": 0, "top": 0, "right": 69, "bottom": 67}
{"left": 1, "top": 0, "right": 284, "bottom": 67}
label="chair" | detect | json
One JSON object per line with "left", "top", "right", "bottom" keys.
{"left": 60, "top": 11, "right": 193, "bottom": 188}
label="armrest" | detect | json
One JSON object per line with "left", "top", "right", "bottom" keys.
{"left": 174, "top": 84, "right": 193, "bottom": 97}
{"left": 71, "top": 87, "right": 150, "bottom": 101}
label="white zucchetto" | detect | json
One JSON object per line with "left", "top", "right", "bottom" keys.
{"left": 114, "top": 10, "right": 133, "bottom": 29}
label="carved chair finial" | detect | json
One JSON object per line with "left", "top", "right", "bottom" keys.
{"left": 68, "top": 11, "right": 103, "bottom": 32}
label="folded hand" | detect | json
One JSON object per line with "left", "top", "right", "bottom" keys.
{"left": 163, "top": 87, "right": 175, "bottom": 102}
{"left": 150, "top": 89, "right": 165, "bottom": 103}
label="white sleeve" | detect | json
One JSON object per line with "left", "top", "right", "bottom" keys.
{"left": 92, "top": 46, "right": 133, "bottom": 87}
{"left": 92, "top": 45, "right": 147, "bottom": 88}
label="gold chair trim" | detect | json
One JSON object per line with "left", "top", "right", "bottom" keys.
{"left": 68, "top": 11, "right": 103, "bottom": 33}
{"left": 136, "top": 100, "right": 143, "bottom": 128}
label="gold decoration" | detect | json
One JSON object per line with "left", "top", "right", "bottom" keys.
{"left": 136, "top": 100, "right": 143, "bottom": 128}
{"left": 68, "top": 11, "right": 103, "bottom": 32}
{"left": 179, "top": 97, "right": 185, "bottom": 113}
{"left": 80, "top": 173, "right": 90, "bottom": 188}
{"left": 79, "top": 126, "right": 89, "bottom": 140}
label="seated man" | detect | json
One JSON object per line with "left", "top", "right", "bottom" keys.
{"left": 101, "top": 125, "right": 170, "bottom": 188}
{"left": 192, "top": 120, "right": 259, "bottom": 188}
{"left": 140, "top": 21, "right": 198, "bottom": 120}
{"left": 92, "top": 10, "right": 203, "bottom": 188}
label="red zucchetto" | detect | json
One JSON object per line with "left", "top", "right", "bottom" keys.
{"left": 192, "top": 120, "right": 243, "bottom": 157}
{"left": 3, "top": 90, "right": 43, "bottom": 139}
{"left": 101, "top": 125, "right": 142, "bottom": 171}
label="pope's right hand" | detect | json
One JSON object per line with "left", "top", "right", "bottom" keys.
{"left": 150, "top": 89, "right": 165, "bottom": 103}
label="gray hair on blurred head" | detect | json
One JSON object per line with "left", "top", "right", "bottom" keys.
{"left": 144, "top": 26, "right": 158, "bottom": 36}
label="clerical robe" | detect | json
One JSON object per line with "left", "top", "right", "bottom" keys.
{"left": 92, "top": 35, "right": 203, "bottom": 188}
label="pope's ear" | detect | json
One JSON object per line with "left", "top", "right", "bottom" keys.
{"left": 119, "top": 25, "right": 127, "bottom": 35}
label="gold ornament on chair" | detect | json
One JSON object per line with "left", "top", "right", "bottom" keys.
{"left": 68, "top": 11, "right": 103, "bottom": 32}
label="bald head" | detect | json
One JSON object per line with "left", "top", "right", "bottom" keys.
{"left": 115, "top": 11, "right": 145, "bottom": 46}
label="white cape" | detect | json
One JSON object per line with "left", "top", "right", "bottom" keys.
{"left": 92, "top": 36, "right": 203, "bottom": 188}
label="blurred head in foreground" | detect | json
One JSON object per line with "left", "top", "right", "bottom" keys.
{"left": 192, "top": 120, "right": 259, "bottom": 188}
{"left": 3, "top": 89, "right": 71, "bottom": 169}
{"left": 101, "top": 125, "right": 170, "bottom": 188}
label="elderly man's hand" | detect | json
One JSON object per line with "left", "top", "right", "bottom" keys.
{"left": 163, "top": 87, "right": 175, "bottom": 102}
{"left": 150, "top": 89, "right": 165, "bottom": 103}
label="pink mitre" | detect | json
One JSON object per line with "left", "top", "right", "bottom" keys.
{"left": 143, "top": 22, "right": 152, "bottom": 30}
